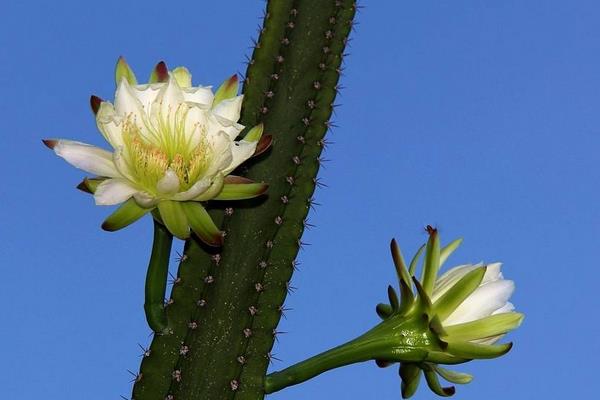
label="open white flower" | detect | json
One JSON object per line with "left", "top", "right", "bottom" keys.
{"left": 44, "top": 58, "right": 271, "bottom": 245}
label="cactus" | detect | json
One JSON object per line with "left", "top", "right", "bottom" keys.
{"left": 131, "top": 1, "right": 357, "bottom": 399}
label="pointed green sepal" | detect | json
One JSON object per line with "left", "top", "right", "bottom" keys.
{"left": 76, "top": 177, "right": 105, "bottom": 194}
{"left": 425, "top": 351, "right": 469, "bottom": 365}
{"left": 101, "top": 198, "right": 151, "bottom": 231}
{"left": 387, "top": 285, "right": 400, "bottom": 311}
{"left": 213, "top": 74, "right": 239, "bottom": 106}
{"left": 149, "top": 61, "right": 169, "bottom": 83}
{"left": 409, "top": 243, "right": 426, "bottom": 276}
{"left": 115, "top": 56, "right": 137, "bottom": 86}
{"left": 445, "top": 340, "right": 513, "bottom": 360}
{"left": 440, "top": 238, "right": 463, "bottom": 267}
{"left": 244, "top": 123, "right": 264, "bottom": 143}
{"left": 398, "top": 279, "right": 415, "bottom": 316}
{"left": 422, "top": 226, "right": 441, "bottom": 295}
{"left": 172, "top": 66, "right": 192, "bottom": 88}
{"left": 400, "top": 363, "right": 421, "bottom": 399}
{"left": 433, "top": 266, "right": 487, "bottom": 321}
{"left": 391, "top": 239, "right": 413, "bottom": 290}
{"left": 443, "top": 312, "right": 524, "bottom": 342}
{"left": 423, "top": 367, "right": 455, "bottom": 397}
{"left": 181, "top": 201, "right": 223, "bottom": 247}
{"left": 412, "top": 277, "right": 433, "bottom": 315}
{"left": 156, "top": 200, "right": 190, "bottom": 240}
{"left": 376, "top": 303, "right": 393, "bottom": 320}
{"left": 213, "top": 176, "right": 268, "bottom": 201}
{"left": 432, "top": 365, "right": 473, "bottom": 384}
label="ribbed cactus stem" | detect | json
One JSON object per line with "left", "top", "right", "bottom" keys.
{"left": 131, "top": 1, "right": 356, "bottom": 399}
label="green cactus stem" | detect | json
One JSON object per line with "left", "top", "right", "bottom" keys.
{"left": 132, "top": 1, "right": 357, "bottom": 399}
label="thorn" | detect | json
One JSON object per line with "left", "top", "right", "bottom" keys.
{"left": 243, "top": 328, "right": 253, "bottom": 338}
{"left": 286, "top": 281, "right": 297, "bottom": 294}
{"left": 165, "top": 395, "right": 174, "bottom": 400}
{"left": 175, "top": 251, "right": 188, "bottom": 263}
{"left": 230, "top": 380, "right": 240, "bottom": 391}
{"left": 287, "top": 21, "right": 295, "bottom": 28}
{"left": 255, "top": 282, "right": 264, "bottom": 292}
{"left": 237, "top": 355, "right": 247, "bottom": 364}
{"left": 278, "top": 306, "right": 292, "bottom": 319}
{"left": 329, "top": 16, "right": 336, "bottom": 24}
{"left": 266, "top": 240, "right": 274, "bottom": 248}
{"left": 275, "top": 216, "right": 283, "bottom": 225}
{"left": 325, "top": 30, "right": 334, "bottom": 39}
{"left": 265, "top": 90, "right": 274, "bottom": 98}
{"left": 259, "top": 260, "right": 268, "bottom": 269}
{"left": 286, "top": 176, "right": 295, "bottom": 185}
{"left": 281, "top": 37, "right": 290, "bottom": 45}
{"left": 290, "top": 8, "right": 298, "bottom": 16}
{"left": 197, "top": 299, "right": 207, "bottom": 307}
{"left": 260, "top": 106, "right": 269, "bottom": 114}
{"left": 307, "top": 99, "right": 316, "bottom": 109}
{"left": 280, "top": 195, "right": 289, "bottom": 204}
{"left": 249, "top": 305, "right": 259, "bottom": 316}
{"left": 291, "top": 259, "right": 301, "bottom": 271}
{"left": 188, "top": 321, "right": 198, "bottom": 329}
{"left": 168, "top": 272, "right": 181, "bottom": 285}
{"left": 297, "top": 135, "right": 305, "bottom": 143}
{"left": 314, "top": 177, "right": 328, "bottom": 188}
{"left": 267, "top": 352, "right": 282, "bottom": 364}
{"left": 271, "top": 73, "right": 279, "bottom": 80}
{"left": 325, "top": 120, "right": 338, "bottom": 129}
{"left": 313, "top": 81, "right": 321, "bottom": 90}
{"left": 322, "top": 46, "right": 331, "bottom": 54}
{"left": 301, "top": 116, "right": 310, "bottom": 126}
{"left": 303, "top": 219, "right": 315, "bottom": 229}
{"left": 212, "top": 254, "right": 221, "bottom": 265}
{"left": 292, "top": 156, "right": 301, "bottom": 165}
{"left": 204, "top": 275, "right": 215, "bottom": 284}
{"left": 138, "top": 343, "right": 151, "bottom": 358}
{"left": 127, "top": 370, "right": 142, "bottom": 383}
{"left": 318, "top": 156, "right": 330, "bottom": 166}
{"left": 225, "top": 207, "right": 234, "bottom": 216}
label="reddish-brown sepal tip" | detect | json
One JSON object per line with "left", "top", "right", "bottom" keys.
{"left": 101, "top": 221, "right": 117, "bottom": 232}
{"left": 90, "top": 95, "right": 103, "bottom": 115}
{"left": 425, "top": 225, "right": 437, "bottom": 235}
{"left": 155, "top": 61, "right": 169, "bottom": 82}
{"left": 228, "top": 74, "right": 239, "bottom": 85}
{"left": 253, "top": 135, "right": 273, "bottom": 157}
{"left": 42, "top": 139, "right": 57, "bottom": 149}
{"left": 76, "top": 180, "right": 92, "bottom": 194}
{"left": 204, "top": 232, "right": 224, "bottom": 247}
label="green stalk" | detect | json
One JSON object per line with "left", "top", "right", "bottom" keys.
{"left": 144, "top": 219, "right": 174, "bottom": 335}
{"left": 132, "top": 1, "right": 357, "bottom": 399}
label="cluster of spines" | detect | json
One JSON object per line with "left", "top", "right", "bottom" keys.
{"left": 130, "top": 1, "right": 357, "bottom": 399}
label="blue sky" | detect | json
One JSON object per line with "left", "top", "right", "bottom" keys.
{"left": 1, "top": 1, "right": 598, "bottom": 399}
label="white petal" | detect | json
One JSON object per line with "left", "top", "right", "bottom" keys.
{"left": 492, "top": 302, "right": 515, "bottom": 315}
{"left": 112, "top": 147, "right": 134, "bottom": 181}
{"left": 114, "top": 79, "right": 145, "bottom": 119}
{"left": 132, "top": 84, "right": 163, "bottom": 112}
{"left": 172, "top": 177, "right": 212, "bottom": 201}
{"left": 443, "top": 280, "right": 515, "bottom": 326}
{"left": 212, "top": 95, "right": 243, "bottom": 123}
{"left": 52, "top": 140, "right": 121, "bottom": 178}
{"left": 207, "top": 114, "right": 244, "bottom": 140}
{"left": 183, "top": 86, "right": 214, "bottom": 106}
{"left": 96, "top": 103, "right": 124, "bottom": 148}
{"left": 222, "top": 140, "right": 257, "bottom": 175}
{"left": 156, "top": 170, "right": 180, "bottom": 195}
{"left": 156, "top": 77, "right": 185, "bottom": 116}
{"left": 432, "top": 264, "right": 478, "bottom": 302}
{"left": 133, "top": 192, "right": 159, "bottom": 208}
{"left": 94, "top": 178, "right": 138, "bottom": 205}
{"left": 481, "top": 263, "right": 503, "bottom": 284}
{"left": 184, "top": 106, "right": 210, "bottom": 149}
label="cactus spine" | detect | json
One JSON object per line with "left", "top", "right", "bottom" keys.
{"left": 132, "top": 1, "right": 356, "bottom": 399}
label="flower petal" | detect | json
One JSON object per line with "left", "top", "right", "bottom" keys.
{"left": 114, "top": 78, "right": 145, "bottom": 119}
{"left": 183, "top": 86, "right": 214, "bottom": 106}
{"left": 222, "top": 139, "right": 258, "bottom": 175}
{"left": 94, "top": 178, "right": 138, "bottom": 205}
{"left": 212, "top": 95, "right": 243, "bottom": 124}
{"left": 96, "top": 102, "right": 124, "bottom": 148}
{"left": 156, "top": 169, "right": 180, "bottom": 195}
{"left": 172, "top": 177, "right": 212, "bottom": 201}
{"left": 443, "top": 279, "right": 515, "bottom": 326}
{"left": 432, "top": 264, "right": 479, "bottom": 302}
{"left": 48, "top": 139, "right": 121, "bottom": 178}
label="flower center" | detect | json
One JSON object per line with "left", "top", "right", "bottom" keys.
{"left": 121, "top": 103, "right": 211, "bottom": 194}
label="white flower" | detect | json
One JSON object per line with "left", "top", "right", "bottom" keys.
{"left": 45, "top": 58, "right": 270, "bottom": 244}
{"left": 432, "top": 262, "right": 517, "bottom": 345}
